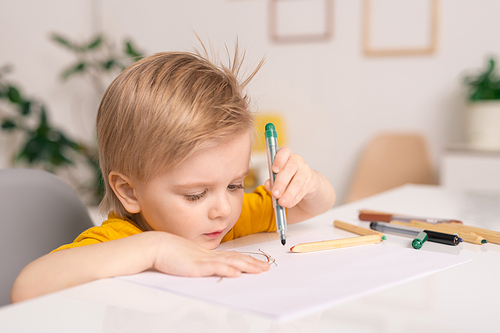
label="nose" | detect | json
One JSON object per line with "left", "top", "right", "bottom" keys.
{"left": 208, "top": 191, "right": 232, "bottom": 220}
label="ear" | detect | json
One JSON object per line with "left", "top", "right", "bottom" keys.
{"left": 108, "top": 172, "right": 141, "bottom": 214}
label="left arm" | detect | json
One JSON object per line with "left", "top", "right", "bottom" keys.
{"left": 264, "top": 147, "right": 336, "bottom": 224}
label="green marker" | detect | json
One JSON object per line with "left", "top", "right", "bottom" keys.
{"left": 265, "top": 123, "right": 287, "bottom": 246}
{"left": 412, "top": 231, "right": 429, "bottom": 250}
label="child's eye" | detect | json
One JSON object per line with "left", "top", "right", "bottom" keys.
{"left": 185, "top": 189, "right": 208, "bottom": 201}
{"left": 228, "top": 184, "right": 244, "bottom": 191}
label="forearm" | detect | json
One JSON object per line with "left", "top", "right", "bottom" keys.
{"left": 287, "top": 171, "right": 336, "bottom": 224}
{"left": 11, "top": 230, "right": 271, "bottom": 303}
{"left": 11, "top": 231, "right": 162, "bottom": 303}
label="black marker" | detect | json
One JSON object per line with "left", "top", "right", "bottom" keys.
{"left": 370, "top": 222, "right": 461, "bottom": 248}
{"left": 422, "top": 229, "right": 461, "bottom": 246}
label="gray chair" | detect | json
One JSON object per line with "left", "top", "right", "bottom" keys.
{"left": 0, "top": 168, "right": 94, "bottom": 307}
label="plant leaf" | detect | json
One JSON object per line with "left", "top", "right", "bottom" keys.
{"left": 39, "top": 106, "right": 48, "bottom": 127}
{"left": 1, "top": 119, "right": 17, "bottom": 130}
{"left": 124, "top": 40, "right": 143, "bottom": 60}
{"left": 21, "top": 100, "right": 31, "bottom": 115}
{"left": 0, "top": 64, "right": 12, "bottom": 77}
{"left": 17, "top": 116, "right": 76, "bottom": 167}
{"left": 102, "top": 59, "right": 116, "bottom": 71}
{"left": 51, "top": 33, "right": 76, "bottom": 51}
{"left": 17, "top": 135, "right": 44, "bottom": 164}
{"left": 464, "top": 57, "right": 500, "bottom": 101}
{"left": 487, "top": 58, "right": 495, "bottom": 74}
{"left": 59, "top": 132, "right": 82, "bottom": 151}
{"left": 87, "top": 35, "right": 103, "bottom": 50}
{"left": 7, "top": 86, "right": 22, "bottom": 104}
{"left": 61, "top": 62, "right": 87, "bottom": 80}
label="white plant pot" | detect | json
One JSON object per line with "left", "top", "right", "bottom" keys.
{"left": 466, "top": 101, "right": 500, "bottom": 150}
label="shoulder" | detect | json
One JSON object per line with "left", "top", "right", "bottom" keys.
{"left": 99, "top": 213, "right": 144, "bottom": 236}
{"left": 78, "top": 213, "right": 142, "bottom": 238}
{"left": 242, "top": 185, "right": 273, "bottom": 208}
{"left": 51, "top": 213, "right": 143, "bottom": 252}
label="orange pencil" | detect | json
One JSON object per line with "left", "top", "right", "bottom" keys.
{"left": 440, "top": 223, "right": 500, "bottom": 245}
{"left": 290, "top": 235, "right": 382, "bottom": 253}
{"left": 334, "top": 220, "right": 386, "bottom": 240}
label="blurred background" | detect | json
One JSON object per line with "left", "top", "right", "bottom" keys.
{"left": 2, "top": 0, "right": 500, "bottom": 210}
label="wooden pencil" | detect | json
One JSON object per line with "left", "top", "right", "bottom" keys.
{"left": 409, "top": 220, "right": 488, "bottom": 245}
{"left": 390, "top": 220, "right": 487, "bottom": 245}
{"left": 334, "top": 220, "right": 386, "bottom": 240}
{"left": 440, "top": 223, "right": 500, "bottom": 245}
{"left": 290, "top": 235, "right": 382, "bottom": 253}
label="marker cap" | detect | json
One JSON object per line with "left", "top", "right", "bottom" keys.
{"left": 265, "top": 123, "right": 277, "bottom": 139}
{"left": 412, "top": 231, "right": 429, "bottom": 250}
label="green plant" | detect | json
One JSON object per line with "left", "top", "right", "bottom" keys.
{"left": 464, "top": 57, "right": 500, "bottom": 101}
{"left": 51, "top": 33, "right": 143, "bottom": 95}
{"left": 0, "top": 34, "right": 143, "bottom": 205}
{"left": 51, "top": 34, "right": 143, "bottom": 203}
{"left": 0, "top": 65, "right": 83, "bottom": 170}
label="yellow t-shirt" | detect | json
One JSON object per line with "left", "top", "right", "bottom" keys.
{"left": 52, "top": 185, "right": 277, "bottom": 252}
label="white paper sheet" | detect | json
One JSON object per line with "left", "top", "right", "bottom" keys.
{"left": 119, "top": 233, "right": 470, "bottom": 321}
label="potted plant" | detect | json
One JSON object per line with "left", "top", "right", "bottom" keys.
{"left": 463, "top": 57, "right": 500, "bottom": 150}
{"left": 0, "top": 34, "right": 143, "bottom": 205}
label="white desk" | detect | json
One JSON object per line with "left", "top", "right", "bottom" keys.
{"left": 1, "top": 184, "right": 499, "bottom": 332}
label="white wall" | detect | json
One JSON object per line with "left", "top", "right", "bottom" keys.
{"left": 2, "top": 0, "right": 500, "bottom": 203}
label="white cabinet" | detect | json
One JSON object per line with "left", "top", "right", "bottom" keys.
{"left": 441, "top": 146, "right": 500, "bottom": 191}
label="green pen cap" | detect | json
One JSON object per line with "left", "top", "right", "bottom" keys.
{"left": 412, "top": 231, "right": 429, "bottom": 250}
{"left": 265, "top": 123, "right": 277, "bottom": 139}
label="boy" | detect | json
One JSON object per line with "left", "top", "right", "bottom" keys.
{"left": 11, "top": 49, "right": 335, "bottom": 302}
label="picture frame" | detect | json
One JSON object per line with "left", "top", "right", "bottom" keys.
{"left": 362, "top": 0, "right": 439, "bottom": 56}
{"left": 268, "top": 0, "right": 334, "bottom": 44}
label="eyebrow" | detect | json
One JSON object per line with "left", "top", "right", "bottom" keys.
{"left": 173, "top": 169, "right": 250, "bottom": 189}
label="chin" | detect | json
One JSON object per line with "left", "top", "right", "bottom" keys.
{"left": 201, "top": 239, "right": 222, "bottom": 250}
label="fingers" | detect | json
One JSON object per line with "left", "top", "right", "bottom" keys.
{"left": 199, "top": 251, "right": 270, "bottom": 278}
{"left": 219, "top": 251, "right": 271, "bottom": 274}
{"left": 154, "top": 234, "right": 271, "bottom": 278}
{"left": 269, "top": 147, "right": 294, "bottom": 199}
{"left": 271, "top": 147, "right": 291, "bottom": 174}
{"left": 270, "top": 150, "right": 314, "bottom": 208}
{"left": 199, "top": 261, "right": 242, "bottom": 277}
{"left": 279, "top": 172, "right": 309, "bottom": 208}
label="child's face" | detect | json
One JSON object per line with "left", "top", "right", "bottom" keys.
{"left": 133, "top": 131, "right": 252, "bottom": 249}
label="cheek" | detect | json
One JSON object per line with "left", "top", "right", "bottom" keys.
{"left": 139, "top": 194, "right": 187, "bottom": 231}
{"left": 232, "top": 192, "right": 245, "bottom": 217}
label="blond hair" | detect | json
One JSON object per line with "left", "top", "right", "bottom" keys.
{"left": 97, "top": 47, "right": 263, "bottom": 218}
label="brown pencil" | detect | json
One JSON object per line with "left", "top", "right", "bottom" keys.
{"left": 359, "top": 209, "right": 463, "bottom": 224}
{"left": 334, "top": 220, "right": 386, "bottom": 240}
{"left": 290, "top": 234, "right": 382, "bottom": 253}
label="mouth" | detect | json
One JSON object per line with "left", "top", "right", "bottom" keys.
{"left": 204, "top": 230, "right": 224, "bottom": 239}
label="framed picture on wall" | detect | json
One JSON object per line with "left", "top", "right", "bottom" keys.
{"left": 268, "top": 0, "right": 334, "bottom": 44}
{"left": 362, "top": 0, "right": 439, "bottom": 56}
